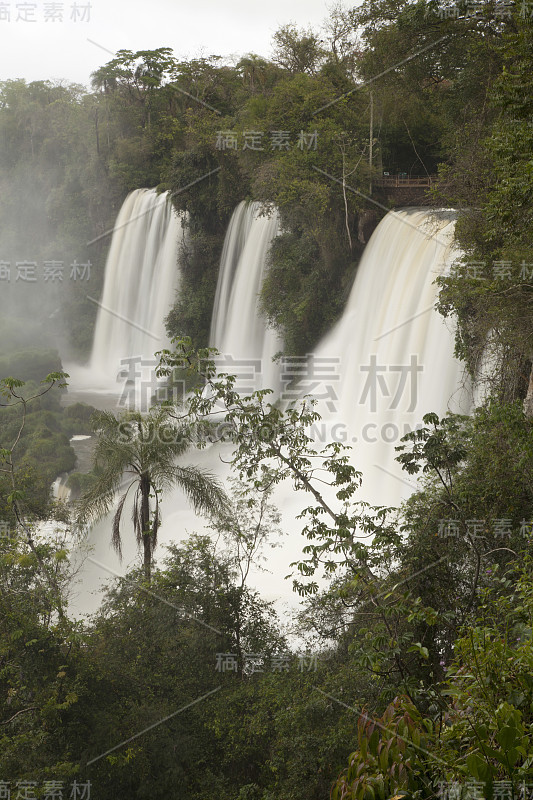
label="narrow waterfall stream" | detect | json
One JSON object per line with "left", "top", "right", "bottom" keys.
{"left": 66, "top": 188, "right": 185, "bottom": 404}
{"left": 209, "top": 201, "right": 283, "bottom": 395}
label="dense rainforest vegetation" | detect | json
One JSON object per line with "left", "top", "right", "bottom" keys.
{"left": 2, "top": 0, "right": 533, "bottom": 797}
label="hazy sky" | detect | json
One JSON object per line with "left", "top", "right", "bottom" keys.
{"left": 0, "top": 0, "right": 339, "bottom": 86}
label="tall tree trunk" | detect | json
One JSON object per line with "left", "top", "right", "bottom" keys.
{"left": 233, "top": 589, "right": 244, "bottom": 679}
{"left": 524, "top": 360, "right": 533, "bottom": 420}
{"left": 341, "top": 147, "right": 353, "bottom": 252}
{"left": 141, "top": 475, "right": 151, "bottom": 583}
{"left": 95, "top": 107, "right": 100, "bottom": 156}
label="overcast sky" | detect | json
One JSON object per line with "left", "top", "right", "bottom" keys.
{"left": 0, "top": 0, "right": 340, "bottom": 86}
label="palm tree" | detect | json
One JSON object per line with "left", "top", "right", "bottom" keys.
{"left": 76, "top": 407, "right": 228, "bottom": 583}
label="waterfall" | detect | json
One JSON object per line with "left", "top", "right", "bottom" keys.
{"left": 310, "top": 207, "right": 471, "bottom": 508}
{"left": 87, "top": 188, "right": 184, "bottom": 396}
{"left": 209, "top": 201, "right": 282, "bottom": 395}
{"left": 69, "top": 203, "right": 471, "bottom": 615}
{"left": 207, "top": 203, "right": 470, "bottom": 507}
{"left": 51, "top": 474, "right": 71, "bottom": 503}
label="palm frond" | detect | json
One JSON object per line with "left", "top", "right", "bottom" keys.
{"left": 173, "top": 466, "right": 230, "bottom": 519}
{"left": 111, "top": 492, "right": 129, "bottom": 559}
{"left": 132, "top": 486, "right": 142, "bottom": 547}
{"left": 151, "top": 491, "right": 160, "bottom": 555}
{"left": 75, "top": 471, "right": 120, "bottom": 528}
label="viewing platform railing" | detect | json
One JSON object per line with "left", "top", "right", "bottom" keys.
{"left": 374, "top": 175, "right": 437, "bottom": 188}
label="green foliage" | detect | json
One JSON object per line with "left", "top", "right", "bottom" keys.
{"left": 0, "top": 526, "right": 88, "bottom": 783}
{"left": 165, "top": 221, "right": 231, "bottom": 350}
{"left": 2, "top": 7, "right": 533, "bottom": 798}
{"left": 261, "top": 226, "right": 355, "bottom": 353}
{"left": 61, "top": 403, "right": 96, "bottom": 436}
{"left": 440, "top": 558, "right": 533, "bottom": 785}
{"left": 161, "top": 47, "right": 376, "bottom": 348}
{"left": 0, "top": 361, "right": 75, "bottom": 522}
{"left": 332, "top": 696, "right": 436, "bottom": 799}
{"left": 434, "top": 16, "right": 533, "bottom": 390}
{"left": 0, "top": 350, "right": 62, "bottom": 382}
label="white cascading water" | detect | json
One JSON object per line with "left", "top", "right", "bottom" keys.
{"left": 71, "top": 203, "right": 472, "bottom": 615}
{"left": 310, "top": 207, "right": 472, "bottom": 509}
{"left": 151, "top": 207, "right": 472, "bottom": 601}
{"left": 209, "top": 201, "right": 283, "bottom": 395}
{"left": 86, "top": 188, "right": 184, "bottom": 396}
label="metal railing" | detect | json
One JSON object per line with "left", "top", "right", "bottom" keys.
{"left": 375, "top": 175, "right": 436, "bottom": 187}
